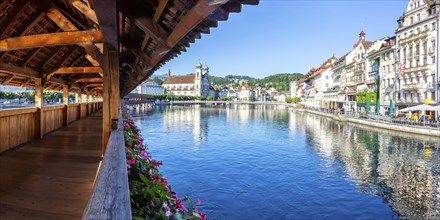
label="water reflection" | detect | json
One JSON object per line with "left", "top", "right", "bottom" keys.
{"left": 132, "top": 104, "right": 440, "bottom": 219}
{"left": 298, "top": 113, "right": 440, "bottom": 219}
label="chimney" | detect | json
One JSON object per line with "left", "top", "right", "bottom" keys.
{"left": 168, "top": 68, "right": 171, "bottom": 77}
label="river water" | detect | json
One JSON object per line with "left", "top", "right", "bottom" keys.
{"left": 131, "top": 104, "right": 440, "bottom": 220}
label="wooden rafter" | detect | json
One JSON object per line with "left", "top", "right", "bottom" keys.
{"left": 150, "top": 0, "right": 225, "bottom": 67}
{"left": 91, "top": 0, "right": 119, "bottom": 50}
{"left": 74, "top": 78, "right": 103, "bottom": 83}
{"left": 54, "top": 47, "right": 78, "bottom": 68}
{"left": 48, "top": 66, "right": 103, "bottom": 78}
{"left": 0, "top": 62, "right": 40, "bottom": 78}
{"left": 120, "top": 0, "right": 169, "bottom": 50}
{"left": 68, "top": 0, "right": 99, "bottom": 25}
{"left": 0, "top": 0, "right": 32, "bottom": 38}
{"left": 153, "top": 0, "right": 169, "bottom": 22}
{"left": 21, "top": 78, "right": 34, "bottom": 87}
{"left": 85, "top": 83, "right": 103, "bottom": 88}
{"left": 2, "top": 74, "right": 14, "bottom": 85}
{"left": 166, "top": 1, "right": 224, "bottom": 50}
{"left": 0, "top": 30, "right": 104, "bottom": 52}
{"left": 41, "top": 46, "right": 65, "bottom": 69}
{"left": 37, "top": 6, "right": 102, "bottom": 65}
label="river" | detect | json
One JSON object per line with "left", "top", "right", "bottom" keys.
{"left": 130, "top": 104, "right": 440, "bottom": 220}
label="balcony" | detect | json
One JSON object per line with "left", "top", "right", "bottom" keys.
{"left": 366, "top": 79, "right": 376, "bottom": 85}
{"left": 402, "top": 84, "right": 423, "bottom": 90}
{"left": 399, "top": 31, "right": 428, "bottom": 44}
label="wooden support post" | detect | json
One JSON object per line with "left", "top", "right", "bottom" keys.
{"left": 35, "top": 78, "right": 44, "bottom": 139}
{"left": 102, "top": 44, "right": 120, "bottom": 153}
{"left": 77, "top": 91, "right": 83, "bottom": 119}
{"left": 63, "top": 85, "right": 69, "bottom": 125}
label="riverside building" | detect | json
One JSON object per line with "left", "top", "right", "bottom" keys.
{"left": 395, "top": 0, "right": 440, "bottom": 110}
{"left": 162, "top": 62, "right": 211, "bottom": 97}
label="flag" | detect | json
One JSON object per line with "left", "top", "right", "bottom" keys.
{"left": 301, "top": 83, "right": 310, "bottom": 91}
{"left": 397, "top": 63, "right": 405, "bottom": 75}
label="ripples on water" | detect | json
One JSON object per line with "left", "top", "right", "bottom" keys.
{"left": 131, "top": 104, "right": 440, "bottom": 220}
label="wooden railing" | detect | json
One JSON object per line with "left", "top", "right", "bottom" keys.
{"left": 68, "top": 103, "right": 80, "bottom": 124}
{"left": 0, "top": 107, "right": 37, "bottom": 152}
{"left": 43, "top": 105, "right": 65, "bottom": 134}
{"left": 82, "top": 111, "right": 131, "bottom": 219}
{"left": 0, "top": 102, "right": 103, "bottom": 153}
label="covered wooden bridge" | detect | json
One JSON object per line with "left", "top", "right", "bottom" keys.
{"left": 0, "top": 0, "right": 258, "bottom": 218}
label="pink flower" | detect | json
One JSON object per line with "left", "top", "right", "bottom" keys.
{"left": 162, "top": 203, "right": 170, "bottom": 211}
{"left": 171, "top": 195, "right": 178, "bottom": 200}
{"left": 200, "top": 212, "right": 206, "bottom": 220}
{"left": 176, "top": 200, "right": 184, "bottom": 208}
{"left": 160, "top": 178, "right": 168, "bottom": 185}
{"left": 195, "top": 199, "right": 201, "bottom": 205}
{"left": 150, "top": 201, "right": 155, "bottom": 207}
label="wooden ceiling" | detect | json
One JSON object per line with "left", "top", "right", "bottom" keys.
{"left": 0, "top": 0, "right": 258, "bottom": 96}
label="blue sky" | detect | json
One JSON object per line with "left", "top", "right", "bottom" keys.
{"left": 156, "top": 0, "right": 409, "bottom": 78}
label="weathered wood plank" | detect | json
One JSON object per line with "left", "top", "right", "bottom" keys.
{"left": 82, "top": 112, "right": 131, "bottom": 219}
{"left": 0, "top": 62, "right": 40, "bottom": 79}
{"left": 0, "top": 113, "right": 102, "bottom": 219}
{"left": 0, "top": 30, "right": 104, "bottom": 52}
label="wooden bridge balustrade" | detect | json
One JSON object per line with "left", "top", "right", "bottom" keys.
{"left": 0, "top": 101, "right": 103, "bottom": 154}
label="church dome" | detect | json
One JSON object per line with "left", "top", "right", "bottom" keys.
{"left": 202, "top": 63, "right": 209, "bottom": 70}
{"left": 196, "top": 61, "right": 202, "bottom": 68}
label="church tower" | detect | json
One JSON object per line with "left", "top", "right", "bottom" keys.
{"left": 194, "top": 61, "right": 202, "bottom": 96}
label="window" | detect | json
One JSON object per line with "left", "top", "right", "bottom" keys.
{"left": 433, "top": 22, "right": 437, "bottom": 30}
{"left": 410, "top": 17, "right": 414, "bottom": 24}
{"left": 416, "top": 27, "right": 420, "bottom": 33}
{"left": 404, "top": 32, "right": 407, "bottom": 38}
{"left": 433, "top": 56, "right": 436, "bottom": 64}
{"left": 423, "top": 41, "right": 427, "bottom": 56}
{"left": 415, "top": 43, "right": 420, "bottom": 56}
{"left": 424, "top": 25, "right": 428, "bottom": 31}
{"left": 403, "top": 48, "right": 407, "bottom": 60}
{"left": 417, "top": 14, "right": 420, "bottom": 22}
{"left": 410, "top": 30, "right": 413, "bottom": 35}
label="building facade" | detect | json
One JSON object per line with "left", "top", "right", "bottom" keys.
{"left": 162, "top": 62, "right": 211, "bottom": 97}
{"left": 135, "top": 80, "right": 165, "bottom": 95}
{"left": 395, "top": 0, "right": 439, "bottom": 110}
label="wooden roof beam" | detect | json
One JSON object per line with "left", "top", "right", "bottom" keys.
{"left": 74, "top": 78, "right": 104, "bottom": 83}
{"left": 91, "top": 0, "right": 119, "bottom": 50}
{"left": 120, "top": 0, "right": 169, "bottom": 49}
{"left": 2, "top": 74, "right": 15, "bottom": 85}
{"left": 0, "top": 62, "right": 40, "bottom": 78}
{"left": 49, "top": 66, "right": 103, "bottom": 78}
{"left": 21, "top": 78, "right": 34, "bottom": 87}
{"left": 0, "top": 30, "right": 104, "bottom": 52}
{"left": 149, "top": 0, "right": 226, "bottom": 66}
{"left": 0, "top": 0, "right": 31, "bottom": 38}
{"left": 67, "top": 0, "right": 99, "bottom": 25}
{"left": 153, "top": 0, "right": 169, "bottom": 22}
{"left": 85, "top": 83, "right": 104, "bottom": 88}
{"left": 44, "top": 7, "right": 102, "bottom": 65}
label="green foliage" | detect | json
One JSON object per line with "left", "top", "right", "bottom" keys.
{"left": 206, "top": 96, "right": 213, "bottom": 101}
{"left": 210, "top": 73, "right": 305, "bottom": 91}
{"left": 153, "top": 77, "right": 164, "bottom": 85}
{"left": 355, "top": 92, "right": 377, "bottom": 104}
{"left": 209, "top": 76, "right": 230, "bottom": 86}
{"left": 285, "top": 97, "right": 301, "bottom": 103}
{"left": 43, "top": 90, "right": 63, "bottom": 103}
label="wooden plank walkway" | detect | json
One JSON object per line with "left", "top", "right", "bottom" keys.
{"left": 0, "top": 112, "right": 103, "bottom": 219}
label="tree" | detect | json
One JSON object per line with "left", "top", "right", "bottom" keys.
{"left": 153, "top": 77, "right": 164, "bottom": 85}
{"left": 206, "top": 96, "right": 213, "bottom": 101}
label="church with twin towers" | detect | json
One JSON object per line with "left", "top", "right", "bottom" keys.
{"left": 162, "top": 61, "right": 211, "bottom": 97}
